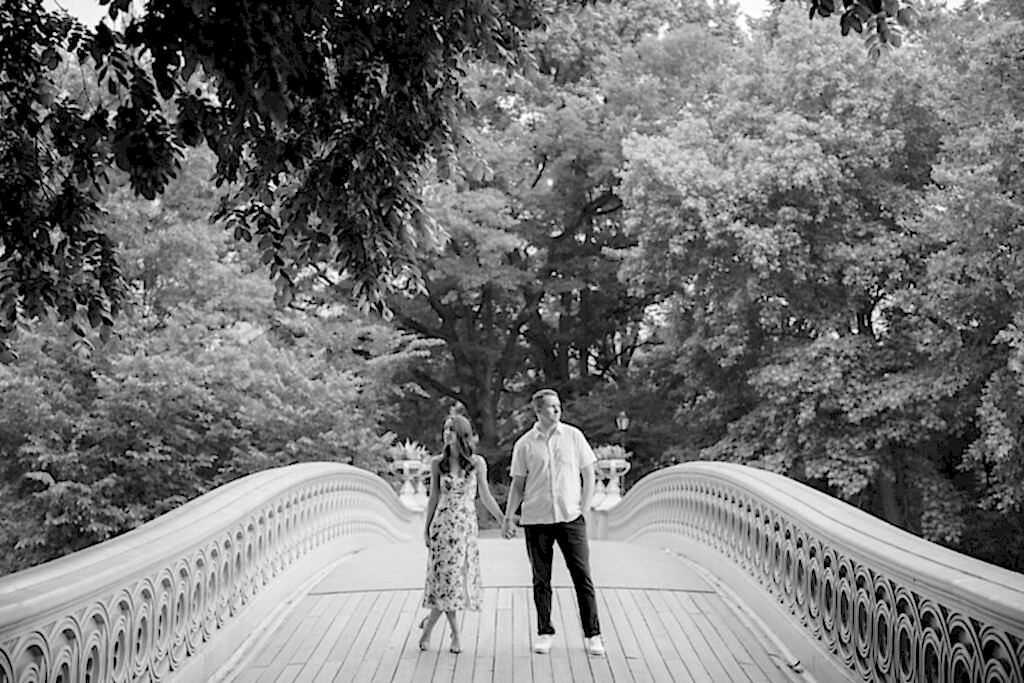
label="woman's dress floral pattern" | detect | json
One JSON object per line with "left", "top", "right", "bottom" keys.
{"left": 423, "top": 469, "right": 482, "bottom": 611}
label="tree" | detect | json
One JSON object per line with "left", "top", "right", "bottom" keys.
{"left": 907, "top": 14, "right": 1024, "bottom": 544}
{"left": 619, "top": 4, "right": 956, "bottom": 532}
{"left": 1, "top": 0, "right": 559, "bottom": 360}
{"left": 387, "top": 171, "right": 534, "bottom": 455}
{"left": 779, "top": 0, "right": 921, "bottom": 57}
{"left": 2, "top": 0, "right": 931, "bottom": 362}
{"left": 0, "top": 150, "right": 419, "bottom": 575}
{"left": 616, "top": 3, "right": 1024, "bottom": 570}
{"left": 378, "top": 0, "right": 734, "bottom": 460}
{"left": 489, "top": 0, "right": 733, "bottom": 399}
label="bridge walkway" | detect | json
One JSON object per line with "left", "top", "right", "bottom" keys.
{"left": 230, "top": 536, "right": 802, "bottom": 683}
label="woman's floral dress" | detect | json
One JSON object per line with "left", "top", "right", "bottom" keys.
{"left": 423, "top": 469, "right": 483, "bottom": 611}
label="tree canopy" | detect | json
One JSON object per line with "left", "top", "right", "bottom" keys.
{"left": 0, "top": 149, "right": 423, "bottom": 574}
{"left": 786, "top": 0, "right": 920, "bottom": 54}
{"left": 5, "top": 0, "right": 1024, "bottom": 576}
{"left": 1, "top": 0, "right": 559, "bottom": 359}
{"left": 616, "top": 2, "right": 1024, "bottom": 564}
{"left": 1, "top": 0, "right": 928, "bottom": 360}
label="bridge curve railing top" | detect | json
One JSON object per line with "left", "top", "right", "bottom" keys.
{"left": 0, "top": 462, "right": 417, "bottom": 683}
{"left": 602, "top": 462, "right": 1024, "bottom": 683}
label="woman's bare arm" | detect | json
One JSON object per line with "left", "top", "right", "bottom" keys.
{"left": 473, "top": 455, "right": 504, "bottom": 522}
{"left": 423, "top": 457, "right": 440, "bottom": 546}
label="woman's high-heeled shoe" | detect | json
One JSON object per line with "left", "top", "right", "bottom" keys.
{"left": 418, "top": 617, "right": 430, "bottom": 651}
{"left": 449, "top": 638, "right": 461, "bottom": 655}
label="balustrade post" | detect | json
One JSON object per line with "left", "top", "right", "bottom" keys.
{"left": 588, "top": 507, "right": 609, "bottom": 540}
{"left": 591, "top": 476, "right": 607, "bottom": 510}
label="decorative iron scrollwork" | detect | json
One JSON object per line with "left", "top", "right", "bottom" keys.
{"left": 604, "top": 463, "right": 1024, "bottom": 683}
{"left": 0, "top": 464, "right": 415, "bottom": 683}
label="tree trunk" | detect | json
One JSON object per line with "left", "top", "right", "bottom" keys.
{"left": 873, "top": 465, "right": 907, "bottom": 530}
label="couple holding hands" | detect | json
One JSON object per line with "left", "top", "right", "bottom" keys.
{"left": 418, "top": 389, "right": 606, "bottom": 658}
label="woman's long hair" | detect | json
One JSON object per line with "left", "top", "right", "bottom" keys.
{"left": 439, "top": 414, "right": 476, "bottom": 475}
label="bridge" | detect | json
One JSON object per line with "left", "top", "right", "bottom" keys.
{"left": 1, "top": 462, "right": 1022, "bottom": 682}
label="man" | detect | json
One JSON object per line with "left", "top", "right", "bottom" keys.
{"left": 502, "top": 388, "right": 605, "bottom": 657}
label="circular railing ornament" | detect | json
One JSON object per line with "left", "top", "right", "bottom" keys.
{"left": 0, "top": 463, "right": 416, "bottom": 682}
{"left": 602, "top": 462, "right": 1024, "bottom": 683}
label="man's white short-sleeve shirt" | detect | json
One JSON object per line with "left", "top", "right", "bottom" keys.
{"left": 511, "top": 422, "right": 596, "bottom": 525}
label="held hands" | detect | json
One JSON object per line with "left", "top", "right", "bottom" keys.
{"left": 501, "top": 516, "right": 518, "bottom": 539}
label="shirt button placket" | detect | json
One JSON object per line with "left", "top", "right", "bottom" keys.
{"left": 548, "top": 439, "right": 557, "bottom": 522}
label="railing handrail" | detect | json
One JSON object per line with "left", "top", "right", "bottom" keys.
{"left": 603, "top": 462, "right": 1024, "bottom": 682}
{"left": 617, "top": 462, "right": 1024, "bottom": 614}
{"left": 0, "top": 462, "right": 418, "bottom": 683}
{"left": 0, "top": 463, "right": 409, "bottom": 624}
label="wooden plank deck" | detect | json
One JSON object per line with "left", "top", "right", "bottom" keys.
{"left": 230, "top": 537, "right": 801, "bottom": 683}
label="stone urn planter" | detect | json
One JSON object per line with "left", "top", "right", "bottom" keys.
{"left": 389, "top": 459, "right": 426, "bottom": 509}
{"left": 593, "top": 444, "right": 632, "bottom": 510}
{"left": 388, "top": 439, "right": 430, "bottom": 511}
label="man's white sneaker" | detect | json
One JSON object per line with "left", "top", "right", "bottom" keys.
{"left": 533, "top": 634, "right": 553, "bottom": 654}
{"left": 585, "top": 635, "right": 606, "bottom": 657}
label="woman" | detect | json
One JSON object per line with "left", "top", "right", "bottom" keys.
{"left": 419, "top": 413, "right": 504, "bottom": 654}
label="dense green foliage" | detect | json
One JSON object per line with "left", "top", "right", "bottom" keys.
{"left": 616, "top": 2, "right": 1024, "bottom": 565}
{"left": 1, "top": 0, "right": 562, "bottom": 362}
{"left": 787, "top": 0, "right": 920, "bottom": 56}
{"left": 0, "top": 152, "right": 426, "bottom": 575}
{"left": 0, "top": 0, "right": 925, "bottom": 360}
{"left": 3, "top": 0, "right": 1023, "bottom": 575}
{"left": 383, "top": 1, "right": 1024, "bottom": 569}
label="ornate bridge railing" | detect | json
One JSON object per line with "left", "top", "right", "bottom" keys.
{"left": 0, "top": 463, "right": 417, "bottom": 683}
{"left": 595, "top": 462, "right": 1024, "bottom": 682}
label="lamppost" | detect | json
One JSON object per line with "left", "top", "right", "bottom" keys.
{"left": 616, "top": 411, "right": 630, "bottom": 451}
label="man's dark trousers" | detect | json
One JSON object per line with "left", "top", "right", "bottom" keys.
{"left": 523, "top": 515, "right": 600, "bottom": 638}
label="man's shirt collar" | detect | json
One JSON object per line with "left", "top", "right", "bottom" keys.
{"left": 531, "top": 421, "right": 562, "bottom": 439}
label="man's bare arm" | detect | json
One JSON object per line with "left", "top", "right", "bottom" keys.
{"left": 503, "top": 475, "right": 526, "bottom": 537}
{"left": 581, "top": 463, "right": 596, "bottom": 512}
